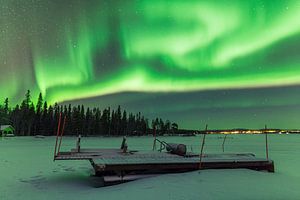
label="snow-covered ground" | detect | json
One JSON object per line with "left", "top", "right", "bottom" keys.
{"left": 0, "top": 134, "right": 299, "bottom": 200}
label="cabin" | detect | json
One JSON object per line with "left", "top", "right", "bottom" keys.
{"left": 0, "top": 125, "right": 15, "bottom": 137}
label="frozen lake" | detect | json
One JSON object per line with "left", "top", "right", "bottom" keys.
{"left": 0, "top": 134, "right": 299, "bottom": 200}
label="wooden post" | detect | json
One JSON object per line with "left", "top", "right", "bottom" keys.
{"left": 152, "top": 126, "right": 157, "bottom": 151}
{"left": 54, "top": 113, "right": 62, "bottom": 160}
{"left": 57, "top": 115, "right": 66, "bottom": 155}
{"left": 199, "top": 124, "right": 208, "bottom": 169}
{"left": 76, "top": 134, "right": 81, "bottom": 153}
{"left": 265, "top": 125, "right": 269, "bottom": 160}
{"left": 222, "top": 134, "right": 227, "bottom": 152}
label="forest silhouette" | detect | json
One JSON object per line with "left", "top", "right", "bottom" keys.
{"left": 0, "top": 90, "right": 178, "bottom": 136}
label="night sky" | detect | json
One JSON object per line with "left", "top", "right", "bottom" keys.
{"left": 1, "top": 0, "right": 300, "bottom": 129}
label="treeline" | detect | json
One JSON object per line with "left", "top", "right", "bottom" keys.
{"left": 0, "top": 90, "right": 178, "bottom": 136}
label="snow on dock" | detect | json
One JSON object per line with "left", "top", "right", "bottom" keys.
{"left": 53, "top": 117, "right": 274, "bottom": 186}
{"left": 54, "top": 145, "right": 274, "bottom": 186}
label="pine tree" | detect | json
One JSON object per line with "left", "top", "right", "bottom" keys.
{"left": 141, "top": 116, "right": 148, "bottom": 135}
{"left": 35, "top": 93, "right": 43, "bottom": 135}
{"left": 47, "top": 105, "right": 54, "bottom": 135}
{"left": 19, "top": 90, "right": 32, "bottom": 135}
{"left": 72, "top": 105, "right": 81, "bottom": 135}
{"left": 41, "top": 101, "right": 48, "bottom": 135}
{"left": 165, "top": 120, "right": 171, "bottom": 134}
{"left": 65, "top": 104, "right": 72, "bottom": 135}
{"left": 159, "top": 118, "right": 165, "bottom": 135}
{"left": 111, "top": 110, "right": 116, "bottom": 135}
{"left": 1, "top": 90, "right": 175, "bottom": 137}
{"left": 27, "top": 102, "right": 35, "bottom": 135}
{"left": 23, "top": 90, "right": 31, "bottom": 109}
{"left": 85, "top": 107, "right": 91, "bottom": 136}
{"left": 128, "top": 113, "right": 136, "bottom": 135}
{"left": 4, "top": 98, "right": 9, "bottom": 115}
{"left": 121, "top": 110, "right": 127, "bottom": 135}
{"left": 51, "top": 103, "right": 58, "bottom": 135}
{"left": 116, "top": 105, "right": 122, "bottom": 135}
{"left": 171, "top": 122, "right": 178, "bottom": 134}
{"left": 101, "top": 108, "right": 110, "bottom": 135}
{"left": 80, "top": 105, "right": 85, "bottom": 135}
{"left": 0, "top": 98, "right": 10, "bottom": 125}
{"left": 36, "top": 93, "right": 43, "bottom": 114}
{"left": 10, "top": 104, "right": 21, "bottom": 135}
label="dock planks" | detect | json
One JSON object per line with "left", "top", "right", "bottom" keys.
{"left": 55, "top": 148, "right": 275, "bottom": 175}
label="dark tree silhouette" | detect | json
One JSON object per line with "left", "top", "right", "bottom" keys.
{"left": 0, "top": 90, "right": 177, "bottom": 136}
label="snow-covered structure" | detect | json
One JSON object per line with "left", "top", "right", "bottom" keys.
{"left": 0, "top": 125, "right": 15, "bottom": 137}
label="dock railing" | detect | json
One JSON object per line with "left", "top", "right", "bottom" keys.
{"left": 53, "top": 113, "right": 66, "bottom": 161}
{"left": 199, "top": 124, "right": 208, "bottom": 169}
{"left": 153, "top": 138, "right": 173, "bottom": 152}
{"left": 265, "top": 125, "right": 269, "bottom": 160}
{"left": 222, "top": 134, "right": 227, "bottom": 152}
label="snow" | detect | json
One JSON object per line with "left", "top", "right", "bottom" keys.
{"left": 0, "top": 134, "right": 299, "bottom": 200}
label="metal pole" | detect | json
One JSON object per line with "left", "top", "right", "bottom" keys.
{"left": 54, "top": 113, "right": 62, "bottom": 160}
{"left": 265, "top": 125, "right": 269, "bottom": 160}
{"left": 199, "top": 124, "right": 208, "bottom": 169}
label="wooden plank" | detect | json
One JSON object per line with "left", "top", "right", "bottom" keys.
{"left": 71, "top": 148, "right": 123, "bottom": 153}
{"left": 55, "top": 148, "right": 275, "bottom": 173}
{"left": 94, "top": 160, "right": 274, "bottom": 173}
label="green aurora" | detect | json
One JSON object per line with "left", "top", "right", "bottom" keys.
{"left": 1, "top": 0, "right": 300, "bottom": 128}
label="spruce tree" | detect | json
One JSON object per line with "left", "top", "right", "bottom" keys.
{"left": 1, "top": 90, "right": 173, "bottom": 137}
{"left": 41, "top": 101, "right": 48, "bottom": 135}
{"left": 121, "top": 110, "right": 127, "bottom": 135}
{"left": 35, "top": 93, "right": 43, "bottom": 135}
{"left": 4, "top": 98, "right": 9, "bottom": 115}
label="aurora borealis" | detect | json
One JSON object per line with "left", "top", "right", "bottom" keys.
{"left": 1, "top": 0, "right": 300, "bottom": 129}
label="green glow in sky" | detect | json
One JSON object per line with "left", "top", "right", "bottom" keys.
{"left": 1, "top": 0, "right": 300, "bottom": 103}
{"left": 1, "top": 0, "right": 300, "bottom": 128}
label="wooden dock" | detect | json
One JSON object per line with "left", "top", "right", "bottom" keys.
{"left": 55, "top": 147, "right": 274, "bottom": 186}
{"left": 53, "top": 115, "right": 275, "bottom": 186}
